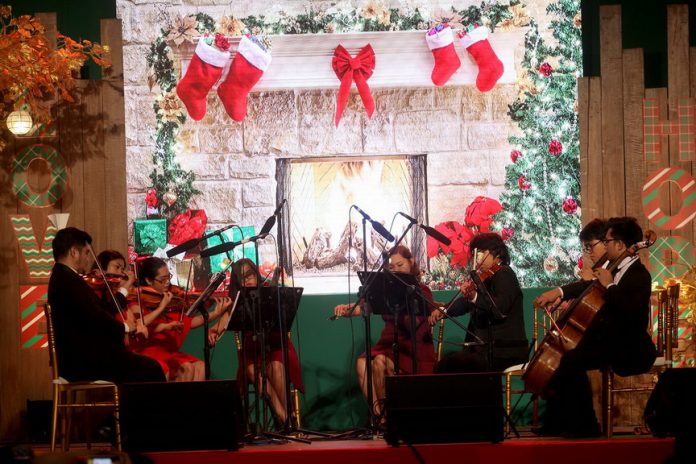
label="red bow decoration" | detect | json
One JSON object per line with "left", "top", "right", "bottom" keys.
{"left": 332, "top": 44, "right": 375, "bottom": 126}
{"left": 167, "top": 209, "right": 208, "bottom": 246}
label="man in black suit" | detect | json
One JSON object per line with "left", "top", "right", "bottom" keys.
{"left": 534, "top": 217, "right": 656, "bottom": 437}
{"left": 48, "top": 227, "right": 165, "bottom": 383}
{"left": 430, "top": 232, "right": 529, "bottom": 372}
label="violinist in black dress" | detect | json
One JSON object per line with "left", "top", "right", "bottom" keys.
{"left": 430, "top": 233, "right": 528, "bottom": 372}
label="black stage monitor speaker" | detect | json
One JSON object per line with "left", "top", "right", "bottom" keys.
{"left": 119, "top": 380, "right": 241, "bottom": 452}
{"left": 385, "top": 372, "right": 503, "bottom": 445}
{"left": 644, "top": 368, "right": 696, "bottom": 437}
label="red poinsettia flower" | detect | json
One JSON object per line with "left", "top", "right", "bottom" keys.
{"left": 562, "top": 197, "right": 578, "bottom": 214}
{"left": 510, "top": 149, "right": 522, "bottom": 163}
{"left": 501, "top": 227, "right": 514, "bottom": 241}
{"left": 539, "top": 62, "right": 553, "bottom": 77}
{"left": 146, "top": 188, "right": 158, "bottom": 207}
{"left": 548, "top": 139, "right": 563, "bottom": 155}
{"left": 167, "top": 209, "right": 208, "bottom": 245}
{"left": 465, "top": 196, "right": 502, "bottom": 232}
{"left": 518, "top": 175, "right": 531, "bottom": 190}
{"left": 427, "top": 221, "right": 475, "bottom": 268}
{"left": 214, "top": 33, "right": 231, "bottom": 51}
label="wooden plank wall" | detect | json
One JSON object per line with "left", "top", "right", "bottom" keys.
{"left": 0, "top": 15, "right": 127, "bottom": 441}
{"left": 580, "top": 4, "right": 693, "bottom": 427}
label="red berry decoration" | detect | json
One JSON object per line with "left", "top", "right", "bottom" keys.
{"left": 562, "top": 197, "right": 578, "bottom": 214}
{"left": 517, "top": 175, "right": 531, "bottom": 191}
{"left": 539, "top": 62, "right": 552, "bottom": 77}
{"left": 548, "top": 139, "right": 563, "bottom": 156}
{"left": 501, "top": 227, "right": 514, "bottom": 240}
{"left": 510, "top": 149, "right": 522, "bottom": 163}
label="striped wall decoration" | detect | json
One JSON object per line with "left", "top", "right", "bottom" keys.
{"left": 10, "top": 215, "right": 56, "bottom": 279}
{"left": 19, "top": 285, "right": 48, "bottom": 349}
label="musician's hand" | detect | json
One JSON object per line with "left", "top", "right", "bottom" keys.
{"left": 135, "top": 322, "right": 149, "bottom": 339}
{"left": 594, "top": 268, "right": 613, "bottom": 288}
{"left": 122, "top": 269, "right": 136, "bottom": 289}
{"left": 533, "top": 288, "right": 562, "bottom": 308}
{"left": 580, "top": 266, "right": 594, "bottom": 281}
{"left": 428, "top": 309, "right": 445, "bottom": 326}
{"left": 334, "top": 303, "right": 361, "bottom": 317}
{"left": 213, "top": 296, "right": 232, "bottom": 314}
{"left": 208, "top": 327, "right": 220, "bottom": 346}
{"left": 159, "top": 291, "right": 173, "bottom": 309}
{"left": 125, "top": 319, "right": 137, "bottom": 333}
{"left": 459, "top": 281, "right": 475, "bottom": 300}
{"left": 165, "top": 321, "right": 184, "bottom": 332}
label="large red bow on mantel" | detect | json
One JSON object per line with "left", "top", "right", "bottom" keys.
{"left": 332, "top": 44, "right": 375, "bottom": 127}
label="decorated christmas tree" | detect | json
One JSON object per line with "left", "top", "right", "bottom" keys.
{"left": 494, "top": 0, "right": 583, "bottom": 287}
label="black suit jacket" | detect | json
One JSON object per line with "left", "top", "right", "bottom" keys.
{"left": 561, "top": 259, "right": 656, "bottom": 375}
{"left": 48, "top": 263, "right": 127, "bottom": 380}
{"left": 448, "top": 265, "right": 529, "bottom": 362}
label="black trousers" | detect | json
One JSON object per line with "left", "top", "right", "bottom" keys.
{"left": 62, "top": 351, "right": 166, "bottom": 383}
{"left": 435, "top": 346, "right": 525, "bottom": 373}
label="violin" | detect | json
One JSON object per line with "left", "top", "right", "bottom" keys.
{"left": 83, "top": 270, "right": 128, "bottom": 293}
{"left": 461, "top": 263, "right": 502, "bottom": 299}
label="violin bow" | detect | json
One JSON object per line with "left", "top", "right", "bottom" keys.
{"left": 131, "top": 257, "right": 146, "bottom": 330}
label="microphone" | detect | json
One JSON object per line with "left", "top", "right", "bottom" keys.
{"left": 259, "top": 199, "right": 287, "bottom": 236}
{"left": 166, "top": 224, "right": 237, "bottom": 257}
{"left": 353, "top": 205, "right": 395, "bottom": 242}
{"left": 200, "top": 233, "right": 268, "bottom": 258}
{"left": 397, "top": 212, "right": 451, "bottom": 246}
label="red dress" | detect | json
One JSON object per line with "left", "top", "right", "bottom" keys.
{"left": 126, "top": 299, "right": 201, "bottom": 379}
{"left": 362, "top": 284, "right": 435, "bottom": 375}
{"left": 238, "top": 331, "right": 304, "bottom": 392}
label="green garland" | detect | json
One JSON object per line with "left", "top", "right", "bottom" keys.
{"left": 144, "top": 2, "right": 521, "bottom": 217}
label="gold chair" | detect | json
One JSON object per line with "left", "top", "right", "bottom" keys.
{"left": 44, "top": 303, "right": 122, "bottom": 451}
{"left": 600, "top": 283, "right": 678, "bottom": 438}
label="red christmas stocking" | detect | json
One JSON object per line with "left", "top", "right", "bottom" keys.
{"left": 176, "top": 39, "right": 230, "bottom": 121}
{"left": 217, "top": 35, "right": 272, "bottom": 122}
{"left": 425, "top": 25, "right": 460, "bottom": 86}
{"left": 461, "top": 26, "right": 503, "bottom": 92}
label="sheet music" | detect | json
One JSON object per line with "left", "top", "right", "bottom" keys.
{"left": 221, "top": 290, "right": 241, "bottom": 332}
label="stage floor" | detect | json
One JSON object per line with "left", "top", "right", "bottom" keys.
{"left": 31, "top": 434, "right": 676, "bottom": 464}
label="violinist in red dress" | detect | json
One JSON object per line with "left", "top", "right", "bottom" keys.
{"left": 430, "top": 232, "right": 529, "bottom": 372}
{"left": 333, "top": 245, "right": 435, "bottom": 421}
{"left": 127, "top": 257, "right": 231, "bottom": 382}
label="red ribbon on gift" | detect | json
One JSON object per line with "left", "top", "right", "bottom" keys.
{"left": 332, "top": 44, "right": 375, "bottom": 127}
{"left": 168, "top": 209, "right": 208, "bottom": 246}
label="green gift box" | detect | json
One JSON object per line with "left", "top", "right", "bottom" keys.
{"left": 207, "top": 225, "right": 258, "bottom": 272}
{"left": 134, "top": 218, "right": 167, "bottom": 255}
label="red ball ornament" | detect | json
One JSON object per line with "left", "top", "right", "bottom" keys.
{"left": 562, "top": 197, "right": 578, "bottom": 214}
{"left": 146, "top": 188, "right": 158, "bottom": 207}
{"left": 517, "top": 175, "right": 531, "bottom": 191}
{"left": 501, "top": 227, "right": 514, "bottom": 240}
{"left": 539, "top": 62, "right": 553, "bottom": 77}
{"left": 510, "top": 149, "right": 522, "bottom": 163}
{"left": 548, "top": 139, "right": 563, "bottom": 155}
{"left": 577, "top": 255, "right": 584, "bottom": 270}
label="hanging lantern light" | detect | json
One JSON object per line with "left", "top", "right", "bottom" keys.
{"left": 6, "top": 110, "right": 33, "bottom": 135}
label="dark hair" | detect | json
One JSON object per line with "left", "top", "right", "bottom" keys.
{"left": 52, "top": 227, "right": 92, "bottom": 260}
{"left": 387, "top": 245, "right": 420, "bottom": 276}
{"left": 579, "top": 219, "right": 607, "bottom": 242}
{"left": 95, "top": 250, "right": 125, "bottom": 271}
{"left": 138, "top": 257, "right": 168, "bottom": 285}
{"left": 229, "top": 258, "right": 259, "bottom": 295}
{"left": 606, "top": 217, "right": 643, "bottom": 247}
{"left": 469, "top": 232, "right": 510, "bottom": 265}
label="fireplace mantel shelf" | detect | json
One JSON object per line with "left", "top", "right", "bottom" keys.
{"left": 176, "top": 29, "right": 525, "bottom": 91}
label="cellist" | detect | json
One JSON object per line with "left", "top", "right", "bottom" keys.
{"left": 533, "top": 217, "right": 657, "bottom": 437}
{"left": 534, "top": 218, "right": 609, "bottom": 309}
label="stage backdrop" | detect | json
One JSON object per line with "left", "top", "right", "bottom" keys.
{"left": 118, "top": 0, "right": 584, "bottom": 293}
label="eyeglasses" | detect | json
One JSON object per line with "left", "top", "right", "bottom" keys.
{"left": 153, "top": 274, "right": 172, "bottom": 284}
{"left": 601, "top": 238, "right": 620, "bottom": 245}
{"left": 582, "top": 241, "right": 601, "bottom": 253}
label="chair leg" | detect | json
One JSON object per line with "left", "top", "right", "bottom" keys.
{"left": 50, "top": 386, "right": 59, "bottom": 452}
{"left": 63, "top": 391, "right": 74, "bottom": 451}
{"left": 601, "top": 370, "right": 613, "bottom": 438}
{"left": 505, "top": 373, "right": 512, "bottom": 434}
{"left": 113, "top": 387, "right": 122, "bottom": 452}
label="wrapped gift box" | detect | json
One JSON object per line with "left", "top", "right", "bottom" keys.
{"left": 134, "top": 218, "right": 167, "bottom": 255}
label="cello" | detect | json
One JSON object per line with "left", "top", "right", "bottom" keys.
{"left": 523, "top": 230, "right": 656, "bottom": 396}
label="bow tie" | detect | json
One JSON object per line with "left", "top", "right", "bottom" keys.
{"left": 332, "top": 44, "right": 376, "bottom": 126}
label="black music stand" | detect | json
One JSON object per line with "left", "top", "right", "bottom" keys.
{"left": 227, "top": 286, "right": 309, "bottom": 443}
{"left": 357, "top": 271, "right": 429, "bottom": 375}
